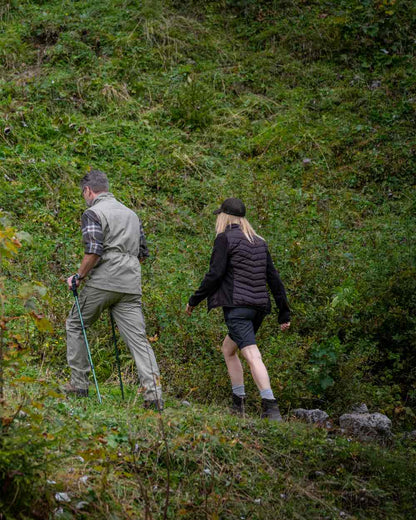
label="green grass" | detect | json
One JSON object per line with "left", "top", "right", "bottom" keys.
{"left": 2, "top": 373, "right": 416, "bottom": 520}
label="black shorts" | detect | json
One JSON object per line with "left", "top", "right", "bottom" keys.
{"left": 223, "top": 307, "right": 266, "bottom": 350}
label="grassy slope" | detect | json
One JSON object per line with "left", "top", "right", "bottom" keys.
{"left": 2, "top": 376, "right": 416, "bottom": 520}
{"left": 1, "top": 1, "right": 416, "bottom": 516}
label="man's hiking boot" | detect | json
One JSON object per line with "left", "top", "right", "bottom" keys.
{"left": 143, "top": 399, "right": 164, "bottom": 412}
{"left": 61, "top": 383, "right": 89, "bottom": 398}
{"left": 230, "top": 393, "right": 246, "bottom": 416}
{"left": 261, "top": 398, "right": 283, "bottom": 422}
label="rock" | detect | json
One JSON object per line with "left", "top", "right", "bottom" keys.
{"left": 339, "top": 413, "right": 392, "bottom": 441}
{"left": 350, "top": 403, "right": 369, "bottom": 414}
{"left": 302, "top": 158, "right": 312, "bottom": 167}
{"left": 55, "top": 492, "right": 71, "bottom": 503}
{"left": 293, "top": 408, "right": 329, "bottom": 424}
{"left": 401, "top": 430, "right": 416, "bottom": 442}
{"left": 181, "top": 400, "right": 191, "bottom": 407}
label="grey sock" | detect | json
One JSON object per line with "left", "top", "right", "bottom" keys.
{"left": 232, "top": 384, "right": 246, "bottom": 397}
{"left": 260, "top": 388, "right": 275, "bottom": 400}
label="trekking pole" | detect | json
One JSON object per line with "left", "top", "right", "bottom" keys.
{"left": 71, "top": 278, "right": 102, "bottom": 404}
{"left": 109, "top": 310, "right": 125, "bottom": 399}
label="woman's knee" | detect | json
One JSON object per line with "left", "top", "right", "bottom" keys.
{"left": 241, "top": 345, "right": 262, "bottom": 364}
{"left": 221, "top": 335, "right": 238, "bottom": 357}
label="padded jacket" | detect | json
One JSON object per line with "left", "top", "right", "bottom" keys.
{"left": 188, "top": 224, "right": 290, "bottom": 323}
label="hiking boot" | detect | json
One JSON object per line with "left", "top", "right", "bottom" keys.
{"left": 261, "top": 398, "right": 282, "bottom": 422}
{"left": 143, "top": 399, "right": 164, "bottom": 412}
{"left": 230, "top": 393, "right": 246, "bottom": 416}
{"left": 61, "top": 383, "right": 88, "bottom": 398}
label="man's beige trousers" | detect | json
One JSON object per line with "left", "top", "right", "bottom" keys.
{"left": 66, "top": 286, "right": 162, "bottom": 401}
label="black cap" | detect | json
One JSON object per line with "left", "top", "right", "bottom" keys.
{"left": 213, "top": 198, "right": 246, "bottom": 217}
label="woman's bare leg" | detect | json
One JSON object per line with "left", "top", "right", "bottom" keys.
{"left": 221, "top": 334, "right": 244, "bottom": 386}
{"left": 240, "top": 344, "right": 271, "bottom": 391}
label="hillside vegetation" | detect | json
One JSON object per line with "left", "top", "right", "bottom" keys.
{"left": 1, "top": 0, "right": 416, "bottom": 517}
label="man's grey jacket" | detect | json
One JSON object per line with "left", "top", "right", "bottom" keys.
{"left": 84, "top": 192, "right": 144, "bottom": 295}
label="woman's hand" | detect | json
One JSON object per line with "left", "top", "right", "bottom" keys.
{"left": 185, "top": 304, "right": 194, "bottom": 316}
{"left": 280, "top": 322, "right": 290, "bottom": 331}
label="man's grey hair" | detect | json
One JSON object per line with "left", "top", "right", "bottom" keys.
{"left": 81, "top": 169, "right": 109, "bottom": 193}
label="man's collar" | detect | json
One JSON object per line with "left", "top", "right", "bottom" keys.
{"left": 90, "top": 192, "right": 114, "bottom": 206}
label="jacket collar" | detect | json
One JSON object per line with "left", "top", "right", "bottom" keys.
{"left": 91, "top": 192, "right": 115, "bottom": 207}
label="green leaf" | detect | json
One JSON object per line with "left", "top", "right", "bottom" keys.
{"left": 32, "top": 314, "right": 54, "bottom": 333}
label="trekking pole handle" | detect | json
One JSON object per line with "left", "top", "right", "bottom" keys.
{"left": 71, "top": 274, "right": 80, "bottom": 297}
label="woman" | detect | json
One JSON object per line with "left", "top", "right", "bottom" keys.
{"left": 186, "top": 198, "right": 290, "bottom": 421}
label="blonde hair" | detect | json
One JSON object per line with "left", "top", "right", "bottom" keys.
{"left": 215, "top": 213, "right": 262, "bottom": 244}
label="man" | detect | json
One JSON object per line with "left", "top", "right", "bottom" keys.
{"left": 64, "top": 169, "right": 163, "bottom": 410}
